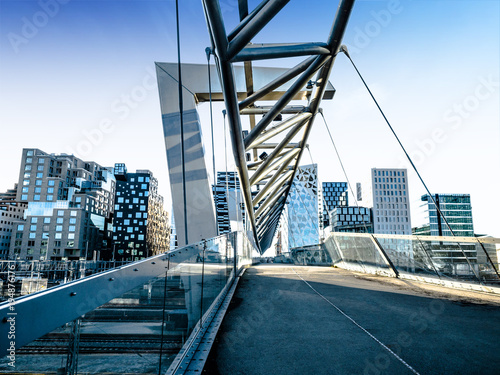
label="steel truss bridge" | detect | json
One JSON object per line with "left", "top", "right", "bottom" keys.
{"left": 2, "top": 1, "right": 500, "bottom": 374}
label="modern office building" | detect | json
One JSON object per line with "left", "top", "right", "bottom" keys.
{"left": 412, "top": 194, "right": 477, "bottom": 271}
{"left": 287, "top": 164, "right": 319, "bottom": 248}
{"left": 0, "top": 185, "right": 27, "bottom": 259}
{"left": 112, "top": 164, "right": 170, "bottom": 261}
{"left": 370, "top": 168, "right": 411, "bottom": 235}
{"left": 330, "top": 206, "right": 373, "bottom": 233}
{"left": 9, "top": 148, "right": 115, "bottom": 261}
{"left": 212, "top": 172, "right": 246, "bottom": 235}
{"left": 414, "top": 194, "right": 474, "bottom": 237}
{"left": 321, "top": 181, "right": 348, "bottom": 227}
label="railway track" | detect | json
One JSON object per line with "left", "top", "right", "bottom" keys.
{"left": 18, "top": 336, "right": 183, "bottom": 355}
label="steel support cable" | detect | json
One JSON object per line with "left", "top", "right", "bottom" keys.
{"left": 206, "top": 48, "right": 219, "bottom": 236}
{"left": 318, "top": 112, "right": 378, "bottom": 275}
{"left": 339, "top": 46, "right": 483, "bottom": 283}
{"left": 176, "top": 0, "right": 189, "bottom": 245}
{"left": 224, "top": 111, "right": 230, "bottom": 233}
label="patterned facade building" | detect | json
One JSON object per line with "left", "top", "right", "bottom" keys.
{"left": 286, "top": 164, "right": 319, "bottom": 248}
{"left": 212, "top": 172, "right": 245, "bottom": 235}
{"left": 112, "top": 164, "right": 170, "bottom": 261}
{"left": 330, "top": 206, "right": 373, "bottom": 233}
{"left": 322, "top": 181, "right": 348, "bottom": 228}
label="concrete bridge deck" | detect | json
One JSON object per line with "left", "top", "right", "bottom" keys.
{"left": 204, "top": 265, "right": 500, "bottom": 375}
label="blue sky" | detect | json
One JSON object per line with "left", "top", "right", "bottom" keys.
{"left": 0, "top": 0, "right": 499, "bottom": 236}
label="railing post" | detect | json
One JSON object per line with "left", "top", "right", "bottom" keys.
{"left": 370, "top": 235, "right": 399, "bottom": 278}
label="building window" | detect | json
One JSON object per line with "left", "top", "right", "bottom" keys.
{"left": 25, "top": 165, "right": 31, "bottom": 171}
{"left": 47, "top": 195, "right": 53, "bottom": 201}
{"left": 21, "top": 195, "right": 28, "bottom": 201}
{"left": 23, "top": 180, "right": 29, "bottom": 186}
{"left": 34, "top": 195, "right": 40, "bottom": 201}
{"left": 37, "top": 166, "right": 44, "bottom": 172}
{"left": 69, "top": 226, "right": 76, "bottom": 232}
{"left": 138, "top": 234, "right": 144, "bottom": 241}
{"left": 68, "top": 233, "right": 75, "bottom": 239}
{"left": 48, "top": 180, "right": 55, "bottom": 186}
{"left": 29, "top": 233, "right": 36, "bottom": 239}
{"left": 56, "top": 225, "right": 63, "bottom": 232}
{"left": 141, "top": 184, "right": 147, "bottom": 190}
{"left": 127, "top": 227, "right": 133, "bottom": 233}
{"left": 139, "top": 205, "right": 146, "bottom": 211}
{"left": 47, "top": 187, "right": 54, "bottom": 193}
{"left": 67, "top": 241, "right": 74, "bottom": 248}
{"left": 70, "top": 211, "right": 77, "bottom": 217}
{"left": 35, "top": 180, "right": 42, "bottom": 186}
{"left": 55, "top": 233, "right": 62, "bottom": 239}
{"left": 117, "top": 212, "right": 123, "bottom": 218}
{"left": 69, "top": 218, "right": 76, "bottom": 224}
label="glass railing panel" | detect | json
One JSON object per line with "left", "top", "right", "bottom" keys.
{"left": 325, "top": 234, "right": 391, "bottom": 275}
{"left": 0, "top": 232, "right": 259, "bottom": 374}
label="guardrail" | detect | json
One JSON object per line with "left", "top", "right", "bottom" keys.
{"left": 0, "top": 231, "right": 259, "bottom": 373}
{"left": 321, "top": 233, "right": 500, "bottom": 288}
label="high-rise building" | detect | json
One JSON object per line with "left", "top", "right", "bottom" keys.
{"left": 370, "top": 168, "right": 411, "bottom": 235}
{"left": 9, "top": 148, "right": 115, "bottom": 261}
{"left": 321, "top": 181, "right": 348, "bottom": 227}
{"left": 0, "top": 185, "right": 27, "bottom": 259}
{"left": 112, "top": 164, "right": 170, "bottom": 261}
{"left": 412, "top": 194, "right": 477, "bottom": 271}
{"left": 212, "top": 172, "right": 245, "bottom": 235}
{"left": 330, "top": 206, "right": 373, "bottom": 233}
{"left": 287, "top": 164, "right": 319, "bottom": 248}
{"left": 414, "top": 194, "right": 474, "bottom": 237}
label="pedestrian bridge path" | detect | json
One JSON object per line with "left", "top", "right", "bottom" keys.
{"left": 205, "top": 265, "right": 500, "bottom": 375}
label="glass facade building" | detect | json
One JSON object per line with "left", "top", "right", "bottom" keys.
{"left": 9, "top": 148, "right": 115, "bottom": 261}
{"left": 287, "top": 164, "right": 319, "bottom": 248}
{"left": 416, "top": 194, "right": 474, "bottom": 237}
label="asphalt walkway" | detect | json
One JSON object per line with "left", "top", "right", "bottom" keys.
{"left": 204, "top": 265, "right": 500, "bottom": 375}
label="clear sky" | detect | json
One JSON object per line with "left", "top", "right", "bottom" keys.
{"left": 0, "top": 0, "right": 498, "bottom": 236}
